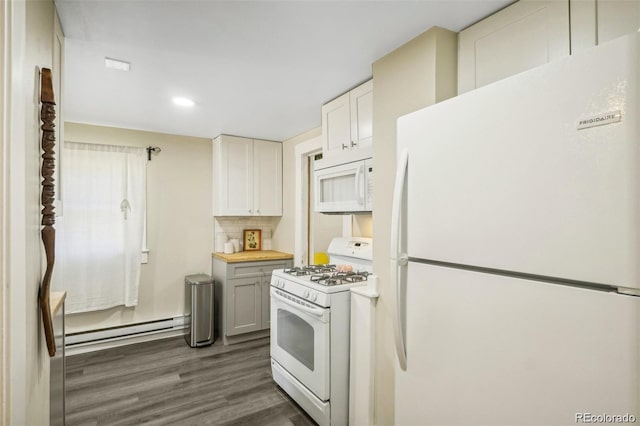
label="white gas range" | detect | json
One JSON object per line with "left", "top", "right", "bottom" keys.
{"left": 270, "top": 237, "right": 373, "bottom": 426}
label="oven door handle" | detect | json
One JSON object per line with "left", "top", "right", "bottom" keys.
{"left": 271, "top": 290, "right": 328, "bottom": 319}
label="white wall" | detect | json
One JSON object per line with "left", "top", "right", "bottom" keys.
{"left": 1, "top": 4, "right": 8, "bottom": 421}
{"left": 371, "top": 26, "right": 457, "bottom": 426}
{"left": 353, "top": 214, "right": 372, "bottom": 238}
{"left": 61, "top": 122, "right": 213, "bottom": 333}
{"left": 271, "top": 127, "right": 321, "bottom": 256}
{"left": 271, "top": 127, "right": 353, "bottom": 265}
{"left": 214, "top": 216, "right": 278, "bottom": 252}
{"left": 1, "top": 0, "right": 60, "bottom": 423}
{"left": 309, "top": 157, "right": 343, "bottom": 259}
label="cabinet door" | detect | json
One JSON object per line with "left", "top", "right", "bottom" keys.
{"left": 321, "top": 92, "right": 351, "bottom": 156}
{"left": 571, "top": 0, "right": 640, "bottom": 53}
{"left": 349, "top": 80, "right": 373, "bottom": 151}
{"left": 597, "top": 0, "right": 640, "bottom": 44}
{"left": 253, "top": 139, "right": 282, "bottom": 216}
{"left": 226, "top": 277, "right": 261, "bottom": 336}
{"left": 458, "top": 0, "right": 570, "bottom": 94}
{"left": 215, "top": 135, "right": 253, "bottom": 216}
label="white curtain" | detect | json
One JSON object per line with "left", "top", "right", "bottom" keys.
{"left": 57, "top": 142, "right": 146, "bottom": 313}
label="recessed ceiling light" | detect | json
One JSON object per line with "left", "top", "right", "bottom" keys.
{"left": 105, "top": 57, "right": 130, "bottom": 71}
{"left": 173, "top": 97, "right": 195, "bottom": 107}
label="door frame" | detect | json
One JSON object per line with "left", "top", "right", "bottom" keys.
{"left": 1, "top": 1, "right": 27, "bottom": 424}
{"left": 294, "top": 135, "right": 321, "bottom": 266}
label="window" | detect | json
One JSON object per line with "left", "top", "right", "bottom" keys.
{"left": 56, "top": 142, "right": 146, "bottom": 313}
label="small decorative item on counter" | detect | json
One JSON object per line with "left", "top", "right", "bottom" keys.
{"left": 216, "top": 233, "right": 228, "bottom": 253}
{"left": 230, "top": 238, "right": 240, "bottom": 252}
{"left": 336, "top": 264, "right": 353, "bottom": 273}
{"left": 243, "top": 229, "right": 262, "bottom": 251}
{"left": 224, "top": 241, "right": 234, "bottom": 254}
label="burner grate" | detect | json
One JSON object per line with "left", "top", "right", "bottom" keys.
{"left": 284, "top": 264, "right": 337, "bottom": 276}
{"left": 311, "top": 271, "right": 369, "bottom": 286}
{"left": 282, "top": 264, "right": 369, "bottom": 286}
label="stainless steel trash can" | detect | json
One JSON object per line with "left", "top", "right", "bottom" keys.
{"left": 184, "top": 274, "right": 214, "bottom": 347}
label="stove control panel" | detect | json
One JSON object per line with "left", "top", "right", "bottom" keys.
{"left": 273, "top": 277, "right": 286, "bottom": 289}
{"left": 270, "top": 272, "right": 331, "bottom": 307}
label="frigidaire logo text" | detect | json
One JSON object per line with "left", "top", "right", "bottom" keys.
{"left": 579, "top": 114, "right": 617, "bottom": 126}
{"left": 577, "top": 110, "right": 622, "bottom": 130}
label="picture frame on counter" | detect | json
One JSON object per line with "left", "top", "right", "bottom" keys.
{"left": 243, "top": 229, "right": 262, "bottom": 251}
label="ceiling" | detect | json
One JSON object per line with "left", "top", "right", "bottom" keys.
{"left": 55, "top": 0, "right": 512, "bottom": 142}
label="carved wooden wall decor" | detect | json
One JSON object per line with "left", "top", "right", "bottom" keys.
{"left": 39, "top": 68, "right": 56, "bottom": 357}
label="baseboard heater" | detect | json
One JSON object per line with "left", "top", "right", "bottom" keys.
{"left": 66, "top": 316, "right": 188, "bottom": 349}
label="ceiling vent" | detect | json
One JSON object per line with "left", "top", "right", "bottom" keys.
{"left": 105, "top": 57, "right": 130, "bottom": 72}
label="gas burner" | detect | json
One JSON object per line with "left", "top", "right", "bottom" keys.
{"left": 285, "top": 265, "right": 337, "bottom": 276}
{"left": 310, "top": 273, "right": 332, "bottom": 283}
{"left": 342, "top": 271, "right": 369, "bottom": 283}
{"left": 283, "top": 267, "right": 310, "bottom": 276}
{"left": 310, "top": 264, "right": 337, "bottom": 274}
{"left": 310, "top": 271, "right": 370, "bottom": 286}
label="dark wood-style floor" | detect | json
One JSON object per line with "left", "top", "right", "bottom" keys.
{"left": 66, "top": 336, "right": 317, "bottom": 426}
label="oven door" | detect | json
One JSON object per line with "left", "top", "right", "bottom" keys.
{"left": 270, "top": 287, "right": 331, "bottom": 401}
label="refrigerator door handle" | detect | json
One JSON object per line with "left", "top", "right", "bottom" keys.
{"left": 390, "top": 148, "right": 409, "bottom": 371}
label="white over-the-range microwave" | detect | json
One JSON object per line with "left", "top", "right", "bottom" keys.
{"left": 314, "top": 158, "right": 373, "bottom": 213}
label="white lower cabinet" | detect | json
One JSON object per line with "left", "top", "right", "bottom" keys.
{"left": 213, "top": 135, "right": 282, "bottom": 216}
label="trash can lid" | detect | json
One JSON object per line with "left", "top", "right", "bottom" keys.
{"left": 185, "top": 274, "right": 213, "bottom": 285}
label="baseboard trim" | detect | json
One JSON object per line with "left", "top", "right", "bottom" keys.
{"left": 222, "top": 329, "right": 270, "bottom": 345}
{"left": 66, "top": 316, "right": 189, "bottom": 356}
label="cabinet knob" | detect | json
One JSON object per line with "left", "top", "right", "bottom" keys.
{"left": 249, "top": 209, "right": 252, "bottom": 213}
{"left": 342, "top": 144, "right": 348, "bottom": 150}
{"left": 350, "top": 140, "right": 357, "bottom": 148}
{"left": 257, "top": 209, "right": 261, "bottom": 214}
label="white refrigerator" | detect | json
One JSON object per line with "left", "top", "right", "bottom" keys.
{"left": 391, "top": 32, "right": 640, "bottom": 425}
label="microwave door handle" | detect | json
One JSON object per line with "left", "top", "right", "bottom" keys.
{"left": 271, "top": 289, "right": 327, "bottom": 319}
{"left": 355, "top": 165, "right": 364, "bottom": 206}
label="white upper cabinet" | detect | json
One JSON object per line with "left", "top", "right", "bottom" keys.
{"left": 215, "top": 135, "right": 253, "bottom": 216}
{"left": 349, "top": 80, "right": 373, "bottom": 151}
{"left": 252, "top": 139, "right": 282, "bottom": 216}
{"left": 458, "top": 0, "right": 570, "bottom": 94}
{"left": 214, "top": 135, "right": 282, "bottom": 216}
{"left": 321, "top": 79, "right": 373, "bottom": 160}
{"left": 598, "top": 0, "right": 640, "bottom": 43}
{"left": 459, "top": 0, "right": 640, "bottom": 94}
{"left": 322, "top": 92, "right": 351, "bottom": 155}
{"left": 571, "top": 0, "right": 640, "bottom": 53}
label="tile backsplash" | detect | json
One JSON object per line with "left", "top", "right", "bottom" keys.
{"left": 214, "top": 216, "right": 277, "bottom": 252}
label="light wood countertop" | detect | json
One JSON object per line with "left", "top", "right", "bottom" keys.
{"left": 50, "top": 291, "right": 67, "bottom": 317}
{"left": 212, "top": 250, "right": 293, "bottom": 263}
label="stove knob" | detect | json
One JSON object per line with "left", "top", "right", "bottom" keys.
{"left": 311, "top": 293, "right": 317, "bottom": 302}
{"left": 303, "top": 290, "right": 310, "bottom": 298}
{"left": 279, "top": 281, "right": 285, "bottom": 289}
